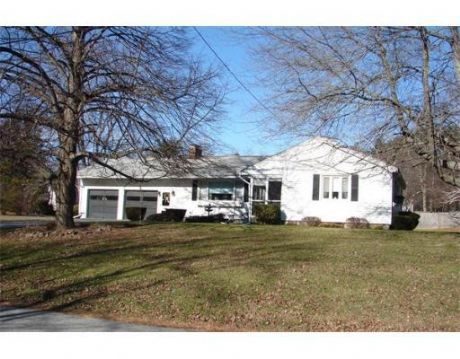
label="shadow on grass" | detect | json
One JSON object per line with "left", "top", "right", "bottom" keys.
{"left": 1, "top": 227, "right": 326, "bottom": 314}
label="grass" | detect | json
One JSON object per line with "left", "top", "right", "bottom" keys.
{"left": 0, "top": 223, "right": 458, "bottom": 331}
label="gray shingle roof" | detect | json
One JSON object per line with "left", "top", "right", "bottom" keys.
{"left": 77, "top": 155, "right": 266, "bottom": 179}
{"left": 77, "top": 137, "right": 397, "bottom": 180}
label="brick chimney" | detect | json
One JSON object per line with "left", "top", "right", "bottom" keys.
{"left": 188, "top": 144, "right": 203, "bottom": 159}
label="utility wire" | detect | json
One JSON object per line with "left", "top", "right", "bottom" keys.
{"left": 193, "top": 27, "right": 276, "bottom": 118}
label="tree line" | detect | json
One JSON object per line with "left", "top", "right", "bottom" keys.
{"left": 1, "top": 26, "right": 458, "bottom": 228}
{"left": 0, "top": 27, "right": 224, "bottom": 227}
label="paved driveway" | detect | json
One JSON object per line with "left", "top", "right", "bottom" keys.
{"left": 0, "top": 306, "right": 183, "bottom": 332}
{"left": 0, "top": 221, "right": 51, "bottom": 230}
{"left": 0, "top": 216, "right": 129, "bottom": 230}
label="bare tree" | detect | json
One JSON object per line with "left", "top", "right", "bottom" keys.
{"left": 444, "top": 188, "right": 460, "bottom": 206}
{"left": 250, "top": 27, "right": 460, "bottom": 188}
{"left": 0, "top": 119, "right": 48, "bottom": 215}
{"left": 374, "top": 137, "right": 458, "bottom": 211}
{"left": 0, "top": 27, "right": 224, "bottom": 228}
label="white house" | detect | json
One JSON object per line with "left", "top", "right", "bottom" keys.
{"left": 77, "top": 137, "right": 403, "bottom": 225}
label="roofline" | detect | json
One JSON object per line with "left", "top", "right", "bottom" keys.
{"left": 77, "top": 137, "right": 399, "bottom": 180}
{"left": 239, "top": 136, "right": 398, "bottom": 173}
{"left": 324, "top": 140, "right": 398, "bottom": 172}
{"left": 77, "top": 175, "right": 245, "bottom": 180}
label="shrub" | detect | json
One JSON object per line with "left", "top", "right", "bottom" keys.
{"left": 165, "top": 209, "right": 187, "bottom": 221}
{"left": 145, "top": 212, "right": 169, "bottom": 222}
{"left": 301, "top": 216, "right": 321, "bottom": 226}
{"left": 125, "top": 207, "right": 147, "bottom": 221}
{"left": 146, "top": 209, "right": 186, "bottom": 222}
{"left": 345, "top": 217, "right": 370, "bottom": 229}
{"left": 185, "top": 213, "right": 226, "bottom": 223}
{"left": 34, "top": 200, "right": 55, "bottom": 215}
{"left": 253, "top": 203, "right": 282, "bottom": 224}
{"left": 391, "top": 211, "right": 420, "bottom": 230}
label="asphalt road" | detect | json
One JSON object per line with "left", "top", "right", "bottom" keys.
{"left": 0, "top": 306, "right": 184, "bottom": 332}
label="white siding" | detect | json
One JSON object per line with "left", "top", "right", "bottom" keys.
{"left": 244, "top": 138, "right": 395, "bottom": 224}
{"left": 278, "top": 169, "right": 393, "bottom": 224}
{"left": 77, "top": 138, "right": 396, "bottom": 224}
{"left": 79, "top": 178, "right": 247, "bottom": 220}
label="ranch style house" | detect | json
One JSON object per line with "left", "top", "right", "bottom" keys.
{"left": 77, "top": 137, "right": 404, "bottom": 225}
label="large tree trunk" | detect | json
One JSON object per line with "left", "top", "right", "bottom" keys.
{"left": 53, "top": 28, "right": 84, "bottom": 229}
{"left": 54, "top": 159, "right": 77, "bottom": 229}
{"left": 54, "top": 124, "right": 78, "bottom": 229}
{"left": 420, "top": 28, "right": 436, "bottom": 165}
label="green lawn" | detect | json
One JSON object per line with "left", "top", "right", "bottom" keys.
{"left": 1, "top": 223, "right": 458, "bottom": 331}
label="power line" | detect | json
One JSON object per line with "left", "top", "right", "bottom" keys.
{"left": 193, "top": 27, "right": 276, "bottom": 117}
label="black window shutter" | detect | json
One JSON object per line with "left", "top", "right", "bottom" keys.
{"left": 351, "top": 174, "right": 359, "bottom": 201}
{"left": 312, "top": 174, "right": 320, "bottom": 200}
{"left": 192, "top": 180, "right": 198, "bottom": 201}
{"left": 243, "top": 182, "right": 249, "bottom": 203}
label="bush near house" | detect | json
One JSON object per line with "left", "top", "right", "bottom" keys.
{"left": 0, "top": 120, "right": 48, "bottom": 215}
{"left": 391, "top": 211, "right": 420, "bottom": 230}
{"left": 125, "top": 207, "right": 147, "bottom": 221}
{"left": 345, "top": 217, "right": 370, "bottom": 229}
{"left": 301, "top": 216, "right": 321, "bottom": 226}
{"left": 0, "top": 179, "right": 49, "bottom": 215}
{"left": 34, "top": 200, "right": 55, "bottom": 216}
{"left": 185, "top": 213, "right": 226, "bottom": 223}
{"left": 146, "top": 209, "right": 186, "bottom": 222}
{"left": 253, "top": 203, "right": 282, "bottom": 224}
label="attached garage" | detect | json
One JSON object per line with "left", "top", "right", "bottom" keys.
{"left": 87, "top": 190, "right": 119, "bottom": 219}
{"left": 124, "top": 190, "right": 158, "bottom": 220}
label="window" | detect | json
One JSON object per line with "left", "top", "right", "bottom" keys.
{"left": 90, "top": 195, "right": 118, "bottom": 201}
{"left": 342, "top": 177, "right": 348, "bottom": 199}
{"left": 208, "top": 181, "right": 234, "bottom": 201}
{"left": 323, "top": 176, "right": 330, "bottom": 198}
{"left": 211, "top": 193, "right": 232, "bottom": 200}
{"left": 125, "top": 191, "right": 157, "bottom": 204}
{"left": 322, "top": 175, "right": 349, "bottom": 200}
{"left": 268, "top": 181, "right": 282, "bottom": 201}
{"left": 253, "top": 185, "right": 266, "bottom": 201}
{"left": 332, "top": 177, "right": 341, "bottom": 199}
{"left": 198, "top": 183, "right": 208, "bottom": 200}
